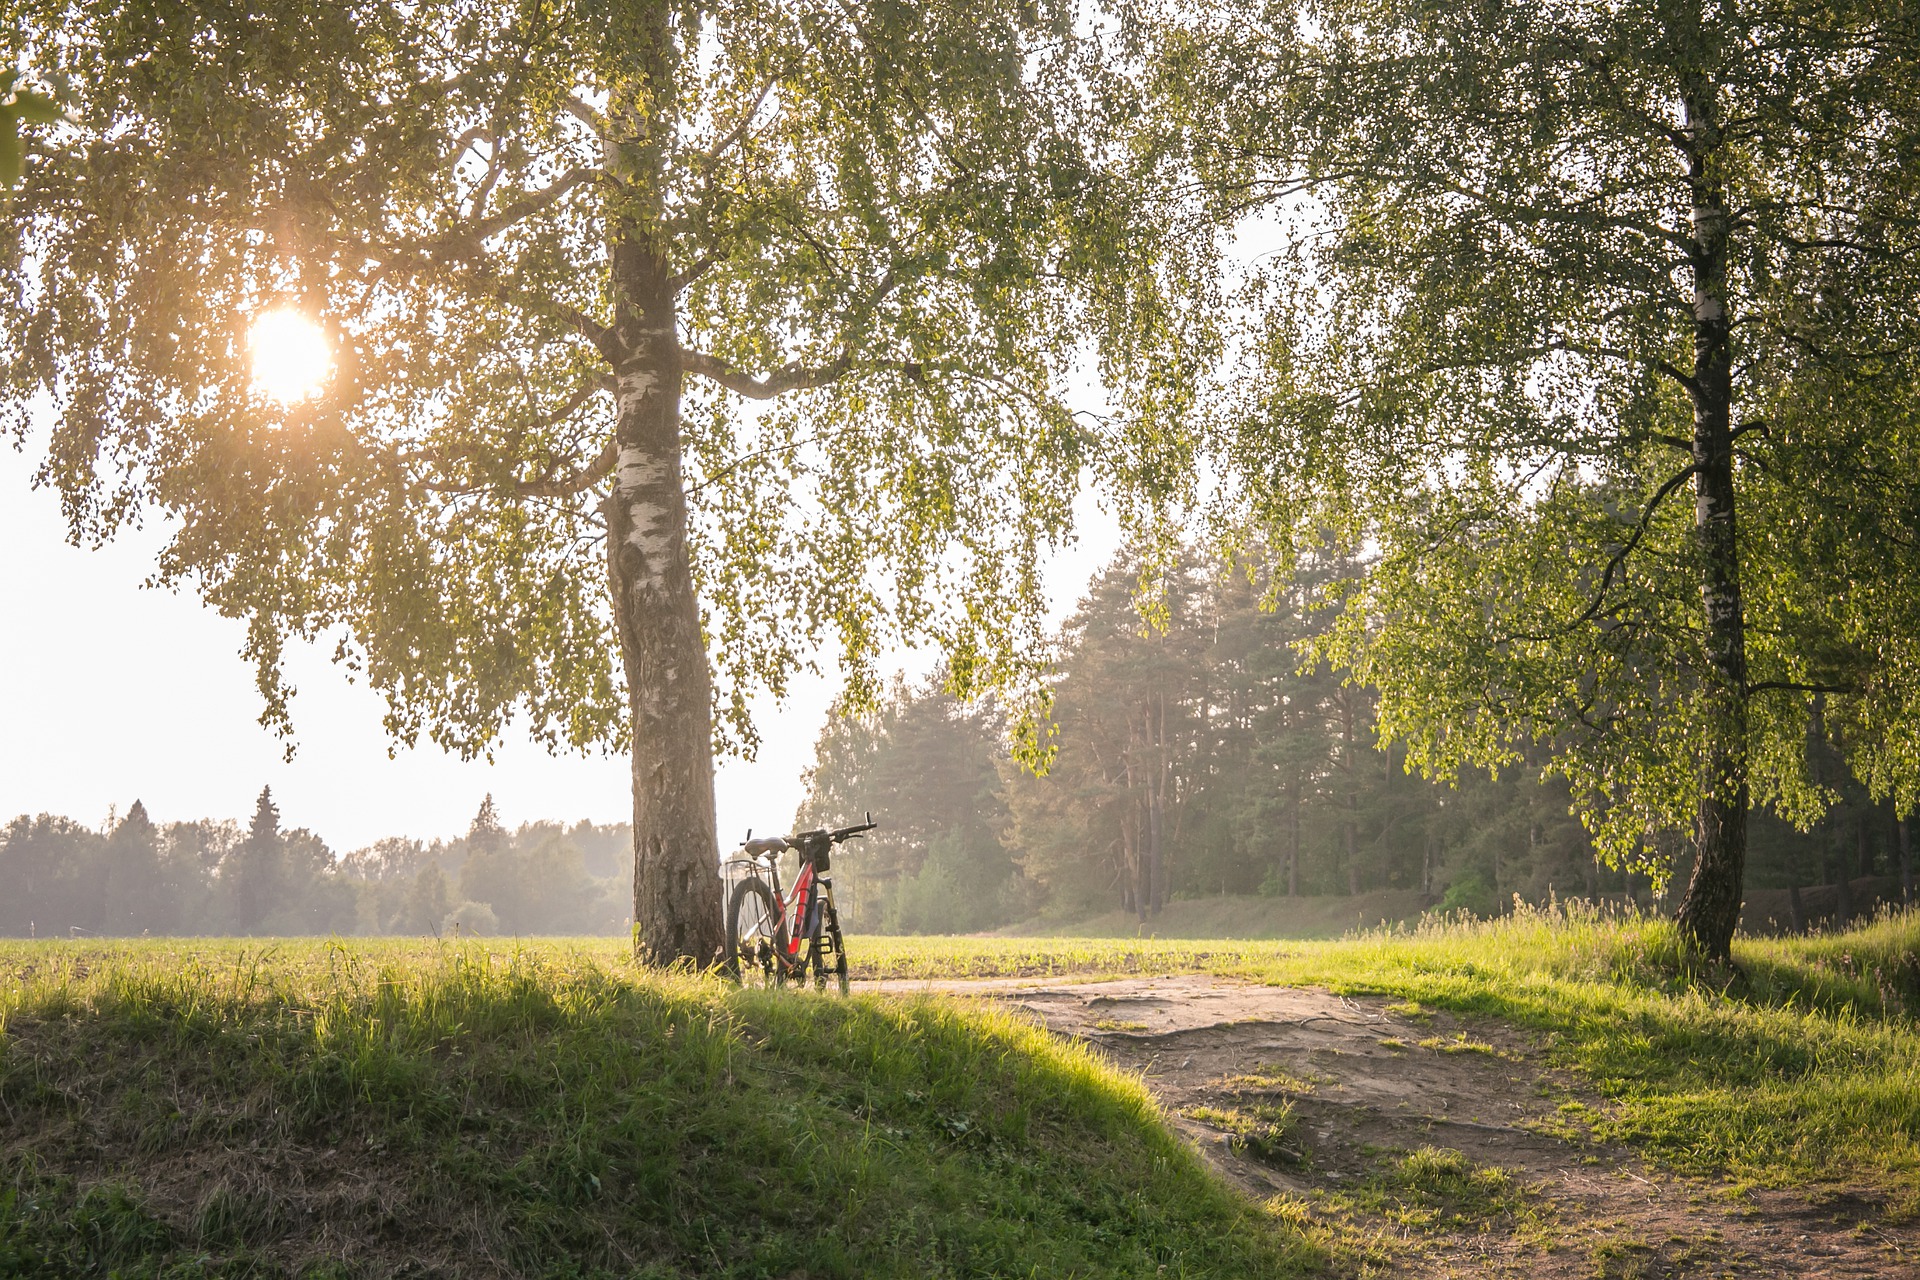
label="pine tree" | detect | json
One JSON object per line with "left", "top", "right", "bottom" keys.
{"left": 101, "top": 799, "right": 170, "bottom": 935}
{"left": 226, "top": 787, "right": 285, "bottom": 935}
{"left": 796, "top": 676, "right": 1021, "bottom": 933}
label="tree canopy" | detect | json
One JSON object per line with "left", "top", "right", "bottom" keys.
{"left": 2, "top": 0, "right": 1176, "bottom": 961}
{"left": 1154, "top": 0, "right": 1920, "bottom": 954}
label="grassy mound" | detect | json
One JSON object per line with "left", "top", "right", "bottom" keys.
{"left": 0, "top": 943, "right": 1322, "bottom": 1279}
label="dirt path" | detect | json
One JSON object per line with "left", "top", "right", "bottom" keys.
{"left": 862, "top": 975, "right": 1918, "bottom": 1279}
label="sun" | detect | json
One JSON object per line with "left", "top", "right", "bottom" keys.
{"left": 248, "top": 309, "right": 332, "bottom": 405}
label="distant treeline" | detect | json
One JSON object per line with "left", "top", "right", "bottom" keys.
{"left": 797, "top": 551, "right": 1919, "bottom": 935}
{"left": 12, "top": 550, "right": 1918, "bottom": 941}
{"left": 0, "top": 792, "right": 631, "bottom": 939}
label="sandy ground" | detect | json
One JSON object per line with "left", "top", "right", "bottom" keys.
{"left": 860, "top": 975, "right": 1919, "bottom": 1279}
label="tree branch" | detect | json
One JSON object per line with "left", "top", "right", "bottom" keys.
{"left": 416, "top": 438, "right": 617, "bottom": 499}
{"left": 516, "top": 438, "right": 618, "bottom": 498}
{"left": 704, "top": 76, "right": 778, "bottom": 162}
{"left": 1502, "top": 462, "right": 1699, "bottom": 643}
{"left": 563, "top": 95, "right": 606, "bottom": 139}
{"left": 670, "top": 252, "right": 717, "bottom": 294}
{"left": 688, "top": 431, "right": 833, "bottom": 495}
{"left": 445, "top": 126, "right": 494, "bottom": 167}
{"left": 462, "top": 165, "right": 597, "bottom": 245}
{"left": 1747, "top": 680, "right": 1859, "bottom": 697}
{"left": 458, "top": 267, "right": 616, "bottom": 362}
{"left": 682, "top": 349, "right": 857, "bottom": 399}
{"left": 404, "top": 376, "right": 615, "bottom": 499}
{"left": 1417, "top": 340, "right": 1695, "bottom": 394}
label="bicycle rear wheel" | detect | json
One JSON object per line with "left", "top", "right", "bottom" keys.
{"left": 726, "top": 877, "right": 790, "bottom": 987}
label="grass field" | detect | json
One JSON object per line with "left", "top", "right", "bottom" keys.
{"left": 2, "top": 905, "right": 1915, "bottom": 1276}
{"left": 992, "top": 891, "right": 1432, "bottom": 941}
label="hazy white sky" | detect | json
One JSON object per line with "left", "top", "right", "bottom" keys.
{"left": 0, "top": 442, "right": 1115, "bottom": 852}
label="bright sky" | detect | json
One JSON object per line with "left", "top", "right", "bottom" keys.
{"left": 0, "top": 441, "right": 1116, "bottom": 853}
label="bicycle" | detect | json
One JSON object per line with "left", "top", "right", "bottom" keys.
{"left": 723, "top": 814, "right": 875, "bottom": 994}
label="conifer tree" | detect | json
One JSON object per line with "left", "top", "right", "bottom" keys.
{"left": 226, "top": 786, "right": 285, "bottom": 934}
{"left": 102, "top": 799, "right": 170, "bottom": 935}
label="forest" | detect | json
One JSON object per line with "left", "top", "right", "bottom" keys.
{"left": 801, "top": 549, "right": 1920, "bottom": 936}
{"left": 0, "top": 792, "right": 632, "bottom": 939}
{"left": 8, "top": 548, "right": 1916, "bottom": 942}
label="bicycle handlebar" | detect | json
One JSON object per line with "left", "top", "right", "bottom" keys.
{"left": 738, "top": 812, "right": 876, "bottom": 856}
{"left": 829, "top": 813, "right": 877, "bottom": 843}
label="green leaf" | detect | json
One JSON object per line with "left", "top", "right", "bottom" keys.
{"left": 8, "top": 90, "right": 63, "bottom": 124}
{"left": 0, "top": 122, "right": 21, "bottom": 187}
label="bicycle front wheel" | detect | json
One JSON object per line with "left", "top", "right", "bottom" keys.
{"left": 726, "top": 877, "right": 791, "bottom": 988}
{"left": 826, "top": 902, "right": 850, "bottom": 996}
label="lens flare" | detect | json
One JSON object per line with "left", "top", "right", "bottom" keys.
{"left": 248, "top": 310, "right": 332, "bottom": 405}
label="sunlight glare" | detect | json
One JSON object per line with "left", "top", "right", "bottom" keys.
{"left": 248, "top": 310, "right": 332, "bottom": 405}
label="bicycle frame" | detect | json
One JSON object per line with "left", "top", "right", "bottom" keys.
{"left": 738, "top": 850, "right": 835, "bottom": 961}
{"left": 727, "top": 815, "right": 869, "bottom": 992}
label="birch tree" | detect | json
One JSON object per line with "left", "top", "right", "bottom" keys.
{"left": 1159, "top": 0, "right": 1920, "bottom": 955}
{"left": 2, "top": 0, "right": 1174, "bottom": 962}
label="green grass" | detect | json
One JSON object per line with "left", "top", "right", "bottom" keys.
{"left": 1326, "top": 1146, "right": 1538, "bottom": 1235}
{"left": 3, "top": 906, "right": 1915, "bottom": 1273}
{"left": 855, "top": 905, "right": 1920, "bottom": 1192}
{"left": 1184, "top": 1102, "right": 1298, "bottom": 1164}
{"left": 0, "top": 940, "right": 1323, "bottom": 1279}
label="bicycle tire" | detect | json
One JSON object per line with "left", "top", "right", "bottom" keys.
{"left": 808, "top": 933, "right": 827, "bottom": 990}
{"left": 726, "top": 876, "right": 790, "bottom": 987}
{"left": 826, "top": 902, "right": 850, "bottom": 996}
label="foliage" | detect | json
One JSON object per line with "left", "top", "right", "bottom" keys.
{"left": 1149, "top": 0, "right": 1920, "bottom": 953}
{"left": 0, "top": 942, "right": 1323, "bottom": 1278}
{"left": 796, "top": 546, "right": 1915, "bottom": 931}
{"left": 0, "top": 69, "right": 59, "bottom": 187}
{"left": 793, "top": 675, "right": 1026, "bottom": 933}
{"left": 0, "top": 0, "right": 1171, "bottom": 758}
{"left": 1006, "top": 548, "right": 1450, "bottom": 914}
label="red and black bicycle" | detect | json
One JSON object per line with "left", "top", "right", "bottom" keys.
{"left": 723, "top": 814, "right": 874, "bottom": 993}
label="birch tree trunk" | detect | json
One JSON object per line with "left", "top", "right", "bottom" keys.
{"left": 603, "top": 42, "right": 723, "bottom": 967}
{"left": 604, "top": 246, "right": 724, "bottom": 966}
{"left": 1672, "top": 72, "right": 1752, "bottom": 961}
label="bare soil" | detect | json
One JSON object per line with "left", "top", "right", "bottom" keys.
{"left": 863, "top": 975, "right": 1919, "bottom": 1279}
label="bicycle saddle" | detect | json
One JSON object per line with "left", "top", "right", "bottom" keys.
{"left": 743, "top": 835, "right": 789, "bottom": 855}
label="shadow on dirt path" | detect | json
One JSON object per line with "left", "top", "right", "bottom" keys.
{"left": 860, "top": 975, "right": 1917, "bottom": 1279}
